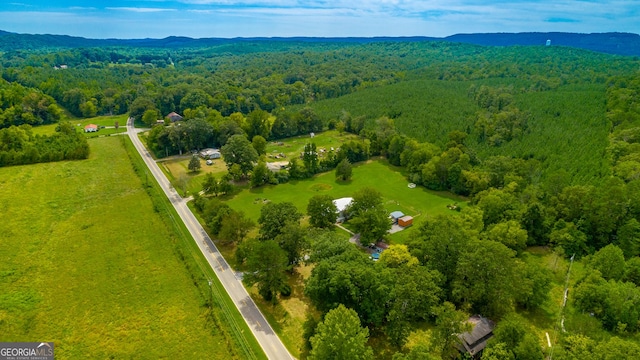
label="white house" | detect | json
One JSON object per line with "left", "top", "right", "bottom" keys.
{"left": 199, "top": 148, "right": 221, "bottom": 159}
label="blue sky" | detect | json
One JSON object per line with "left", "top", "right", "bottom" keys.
{"left": 1, "top": 1, "right": 638, "bottom": 39}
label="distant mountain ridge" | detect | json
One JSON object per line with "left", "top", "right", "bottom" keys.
{"left": 445, "top": 32, "right": 640, "bottom": 57}
{"left": 0, "top": 30, "right": 639, "bottom": 56}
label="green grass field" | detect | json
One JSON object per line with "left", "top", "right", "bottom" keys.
{"left": 264, "top": 130, "right": 358, "bottom": 162}
{"left": 31, "top": 114, "right": 129, "bottom": 137}
{"left": 224, "top": 158, "right": 466, "bottom": 242}
{"left": 156, "top": 130, "right": 360, "bottom": 197}
{"left": 0, "top": 136, "right": 262, "bottom": 359}
{"left": 158, "top": 155, "right": 228, "bottom": 196}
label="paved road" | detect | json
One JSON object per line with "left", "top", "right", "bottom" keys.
{"left": 126, "top": 118, "right": 294, "bottom": 360}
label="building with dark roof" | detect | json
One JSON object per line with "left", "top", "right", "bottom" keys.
{"left": 166, "top": 112, "right": 183, "bottom": 122}
{"left": 457, "top": 315, "right": 495, "bottom": 358}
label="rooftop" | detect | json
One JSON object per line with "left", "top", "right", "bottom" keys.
{"left": 333, "top": 197, "right": 353, "bottom": 213}
{"left": 458, "top": 315, "right": 495, "bottom": 357}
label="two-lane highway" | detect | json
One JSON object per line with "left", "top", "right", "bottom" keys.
{"left": 127, "top": 118, "right": 294, "bottom": 360}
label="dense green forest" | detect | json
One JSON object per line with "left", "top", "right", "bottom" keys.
{"left": 3, "top": 38, "right": 640, "bottom": 359}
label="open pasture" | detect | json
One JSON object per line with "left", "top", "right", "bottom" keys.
{"left": 264, "top": 130, "right": 357, "bottom": 162}
{"left": 0, "top": 136, "right": 248, "bottom": 359}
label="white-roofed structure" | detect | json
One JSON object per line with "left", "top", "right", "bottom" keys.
{"left": 199, "top": 148, "right": 221, "bottom": 159}
{"left": 333, "top": 197, "right": 353, "bottom": 223}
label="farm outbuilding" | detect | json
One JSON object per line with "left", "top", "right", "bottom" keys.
{"left": 390, "top": 211, "right": 405, "bottom": 224}
{"left": 398, "top": 216, "right": 413, "bottom": 227}
{"left": 457, "top": 315, "right": 495, "bottom": 358}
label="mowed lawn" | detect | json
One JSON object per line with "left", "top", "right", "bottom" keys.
{"left": 159, "top": 155, "right": 228, "bottom": 196}
{"left": 31, "top": 114, "right": 129, "bottom": 137}
{"left": 156, "top": 130, "right": 359, "bottom": 197}
{"left": 0, "top": 137, "right": 237, "bottom": 359}
{"left": 225, "top": 158, "right": 466, "bottom": 242}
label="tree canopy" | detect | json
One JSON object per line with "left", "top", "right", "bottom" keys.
{"left": 309, "top": 304, "right": 373, "bottom": 360}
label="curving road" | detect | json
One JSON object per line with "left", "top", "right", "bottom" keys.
{"left": 127, "top": 118, "right": 294, "bottom": 360}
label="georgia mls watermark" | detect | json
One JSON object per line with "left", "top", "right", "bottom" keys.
{"left": 0, "top": 342, "right": 54, "bottom": 360}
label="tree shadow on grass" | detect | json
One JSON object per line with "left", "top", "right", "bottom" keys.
{"left": 334, "top": 179, "right": 353, "bottom": 186}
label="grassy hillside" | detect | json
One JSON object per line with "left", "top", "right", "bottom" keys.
{"left": 0, "top": 137, "right": 255, "bottom": 359}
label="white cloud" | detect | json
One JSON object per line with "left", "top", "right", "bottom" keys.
{"left": 1, "top": 0, "right": 639, "bottom": 39}
{"left": 106, "top": 7, "right": 177, "bottom": 13}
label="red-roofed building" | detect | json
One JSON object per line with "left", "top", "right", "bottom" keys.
{"left": 84, "top": 124, "right": 98, "bottom": 133}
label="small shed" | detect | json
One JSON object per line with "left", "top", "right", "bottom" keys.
{"left": 84, "top": 124, "right": 98, "bottom": 133}
{"left": 398, "top": 216, "right": 413, "bottom": 227}
{"left": 457, "top": 315, "right": 495, "bottom": 358}
{"left": 390, "top": 211, "right": 405, "bottom": 224}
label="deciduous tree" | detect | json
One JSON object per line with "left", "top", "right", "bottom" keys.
{"left": 202, "top": 173, "right": 219, "bottom": 196}
{"left": 258, "top": 202, "right": 302, "bottom": 241}
{"left": 250, "top": 160, "right": 273, "bottom": 188}
{"left": 452, "top": 239, "right": 521, "bottom": 318}
{"left": 251, "top": 135, "right": 267, "bottom": 155}
{"left": 484, "top": 220, "right": 528, "bottom": 253}
{"left": 218, "top": 210, "right": 254, "bottom": 245}
{"left": 307, "top": 194, "right": 337, "bottom": 228}
{"left": 188, "top": 154, "right": 201, "bottom": 172}
{"left": 589, "top": 244, "right": 626, "bottom": 281}
{"left": 275, "top": 221, "right": 309, "bottom": 267}
{"left": 221, "top": 134, "right": 258, "bottom": 178}
{"left": 432, "top": 302, "right": 469, "bottom": 359}
{"left": 309, "top": 304, "right": 373, "bottom": 360}
{"left": 243, "top": 240, "right": 288, "bottom": 303}
{"left": 335, "top": 157, "right": 353, "bottom": 181}
{"left": 407, "top": 214, "right": 474, "bottom": 296}
{"left": 305, "top": 251, "right": 391, "bottom": 326}
{"left": 347, "top": 187, "right": 390, "bottom": 243}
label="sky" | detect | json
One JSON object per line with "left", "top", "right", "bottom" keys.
{"left": 1, "top": 1, "right": 639, "bottom": 39}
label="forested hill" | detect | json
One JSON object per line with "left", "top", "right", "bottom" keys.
{"left": 446, "top": 32, "right": 640, "bottom": 57}
{"left": 0, "top": 30, "right": 639, "bottom": 56}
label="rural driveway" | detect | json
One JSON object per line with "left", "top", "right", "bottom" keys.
{"left": 126, "top": 118, "right": 294, "bottom": 360}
